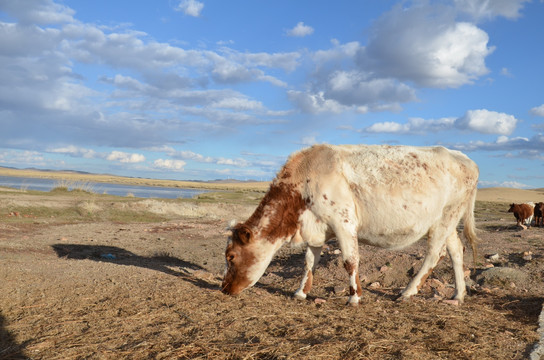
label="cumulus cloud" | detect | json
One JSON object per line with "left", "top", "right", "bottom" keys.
{"left": 478, "top": 180, "right": 531, "bottom": 189}
{"left": 358, "top": 4, "right": 493, "bottom": 88}
{"left": 454, "top": 109, "right": 517, "bottom": 135}
{"left": 153, "top": 159, "right": 186, "bottom": 171}
{"left": 287, "top": 90, "right": 347, "bottom": 114}
{"left": 363, "top": 117, "right": 456, "bottom": 134}
{"left": 530, "top": 104, "right": 544, "bottom": 117}
{"left": 175, "top": 0, "right": 204, "bottom": 17}
{"left": 106, "top": 151, "right": 145, "bottom": 163}
{"left": 49, "top": 145, "right": 97, "bottom": 159}
{"left": 0, "top": 0, "right": 75, "bottom": 25}
{"left": 449, "top": 134, "right": 544, "bottom": 152}
{"left": 286, "top": 22, "right": 314, "bottom": 37}
{"left": 168, "top": 149, "right": 250, "bottom": 167}
{"left": 454, "top": 0, "right": 530, "bottom": 21}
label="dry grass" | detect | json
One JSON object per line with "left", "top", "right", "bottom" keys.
{"left": 1, "top": 182, "right": 544, "bottom": 359}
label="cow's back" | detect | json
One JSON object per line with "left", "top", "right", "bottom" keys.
{"left": 294, "top": 145, "right": 479, "bottom": 249}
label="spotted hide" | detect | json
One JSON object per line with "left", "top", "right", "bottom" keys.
{"left": 221, "top": 144, "right": 480, "bottom": 305}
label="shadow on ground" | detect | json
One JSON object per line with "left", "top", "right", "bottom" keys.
{"left": 51, "top": 244, "right": 218, "bottom": 290}
{"left": 0, "top": 311, "right": 28, "bottom": 360}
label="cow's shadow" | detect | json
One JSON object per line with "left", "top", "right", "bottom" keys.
{"left": 51, "top": 244, "right": 218, "bottom": 290}
{"left": 0, "top": 311, "right": 28, "bottom": 360}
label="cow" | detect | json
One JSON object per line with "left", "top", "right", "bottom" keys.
{"left": 508, "top": 203, "right": 534, "bottom": 230}
{"left": 533, "top": 202, "right": 543, "bottom": 227}
{"left": 221, "top": 144, "right": 479, "bottom": 305}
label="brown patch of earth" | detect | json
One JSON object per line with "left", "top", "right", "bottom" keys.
{"left": 1, "top": 189, "right": 544, "bottom": 359}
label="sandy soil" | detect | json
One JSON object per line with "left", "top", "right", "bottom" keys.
{"left": 1, "top": 187, "right": 544, "bottom": 359}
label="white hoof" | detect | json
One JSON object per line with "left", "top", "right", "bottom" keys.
{"left": 293, "top": 291, "right": 307, "bottom": 300}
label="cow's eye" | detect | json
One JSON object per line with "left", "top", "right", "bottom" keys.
{"left": 227, "top": 253, "right": 235, "bottom": 263}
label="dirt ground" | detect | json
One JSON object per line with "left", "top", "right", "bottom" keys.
{"left": 1, "top": 188, "right": 544, "bottom": 359}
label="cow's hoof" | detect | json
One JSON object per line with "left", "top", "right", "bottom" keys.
{"left": 293, "top": 291, "right": 307, "bottom": 300}
{"left": 347, "top": 295, "right": 360, "bottom": 306}
{"left": 395, "top": 294, "right": 412, "bottom": 302}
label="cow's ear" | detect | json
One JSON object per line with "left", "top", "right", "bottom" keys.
{"left": 234, "top": 225, "right": 253, "bottom": 245}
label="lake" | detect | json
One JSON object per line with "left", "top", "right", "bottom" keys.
{"left": 0, "top": 176, "right": 209, "bottom": 199}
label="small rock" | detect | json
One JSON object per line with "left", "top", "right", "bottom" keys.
{"left": 487, "top": 253, "right": 500, "bottom": 262}
{"left": 442, "top": 299, "right": 460, "bottom": 306}
{"left": 522, "top": 251, "right": 533, "bottom": 261}
{"left": 333, "top": 286, "right": 346, "bottom": 294}
{"left": 430, "top": 278, "right": 444, "bottom": 289}
{"left": 333, "top": 249, "right": 341, "bottom": 255}
{"left": 314, "top": 298, "right": 327, "bottom": 304}
{"left": 369, "top": 282, "right": 381, "bottom": 288}
{"left": 379, "top": 265, "right": 389, "bottom": 273}
{"left": 484, "top": 263, "right": 494, "bottom": 268}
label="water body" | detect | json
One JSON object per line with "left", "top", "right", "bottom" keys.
{"left": 0, "top": 176, "right": 209, "bottom": 199}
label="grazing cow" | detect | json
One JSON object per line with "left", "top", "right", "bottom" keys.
{"left": 222, "top": 144, "right": 479, "bottom": 305}
{"left": 533, "top": 202, "right": 544, "bottom": 227}
{"left": 508, "top": 203, "right": 534, "bottom": 230}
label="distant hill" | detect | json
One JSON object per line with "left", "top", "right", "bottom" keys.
{"left": 476, "top": 187, "right": 544, "bottom": 203}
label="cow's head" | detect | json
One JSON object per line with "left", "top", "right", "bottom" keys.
{"left": 508, "top": 203, "right": 516, "bottom": 212}
{"left": 221, "top": 223, "right": 279, "bottom": 295}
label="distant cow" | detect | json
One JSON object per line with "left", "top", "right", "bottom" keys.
{"left": 534, "top": 202, "right": 544, "bottom": 227}
{"left": 508, "top": 203, "right": 534, "bottom": 230}
{"left": 222, "top": 144, "right": 479, "bottom": 305}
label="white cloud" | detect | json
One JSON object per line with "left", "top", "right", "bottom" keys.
{"left": 49, "top": 145, "right": 97, "bottom": 159}
{"left": 454, "top": 0, "right": 530, "bottom": 21}
{"left": 175, "top": 0, "right": 204, "bottom": 17}
{"left": 478, "top": 180, "right": 531, "bottom": 189}
{"left": 107, "top": 151, "right": 145, "bottom": 163}
{"left": 0, "top": 0, "right": 75, "bottom": 25}
{"left": 449, "top": 134, "right": 544, "bottom": 153}
{"left": 325, "top": 70, "right": 416, "bottom": 107}
{"left": 530, "top": 104, "right": 544, "bottom": 117}
{"left": 362, "top": 117, "right": 456, "bottom": 134}
{"left": 286, "top": 22, "right": 314, "bottom": 37}
{"left": 358, "top": 4, "right": 493, "bottom": 88}
{"left": 287, "top": 90, "right": 346, "bottom": 114}
{"left": 454, "top": 109, "right": 517, "bottom": 135}
{"left": 153, "top": 159, "right": 186, "bottom": 171}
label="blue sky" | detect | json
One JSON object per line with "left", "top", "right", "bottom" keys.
{"left": 1, "top": 0, "right": 543, "bottom": 187}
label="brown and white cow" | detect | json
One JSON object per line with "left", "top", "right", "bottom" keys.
{"left": 534, "top": 202, "right": 544, "bottom": 227}
{"left": 222, "top": 144, "right": 479, "bottom": 305}
{"left": 508, "top": 203, "right": 534, "bottom": 230}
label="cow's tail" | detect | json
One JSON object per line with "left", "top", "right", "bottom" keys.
{"left": 462, "top": 188, "right": 479, "bottom": 265}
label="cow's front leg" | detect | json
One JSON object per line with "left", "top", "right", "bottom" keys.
{"left": 294, "top": 245, "right": 322, "bottom": 300}
{"left": 336, "top": 230, "right": 362, "bottom": 306}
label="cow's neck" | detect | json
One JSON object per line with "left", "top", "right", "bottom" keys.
{"left": 244, "top": 180, "right": 306, "bottom": 244}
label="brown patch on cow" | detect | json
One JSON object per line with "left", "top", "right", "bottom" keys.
{"left": 323, "top": 194, "right": 328, "bottom": 200}
{"left": 303, "top": 270, "right": 313, "bottom": 294}
{"left": 330, "top": 201, "right": 335, "bottom": 206}
{"left": 244, "top": 182, "right": 307, "bottom": 243}
{"left": 344, "top": 260, "right": 363, "bottom": 297}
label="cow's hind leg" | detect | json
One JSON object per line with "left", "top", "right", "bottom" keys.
{"left": 400, "top": 228, "right": 447, "bottom": 301}
{"left": 294, "top": 245, "right": 322, "bottom": 300}
{"left": 446, "top": 232, "right": 467, "bottom": 302}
